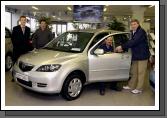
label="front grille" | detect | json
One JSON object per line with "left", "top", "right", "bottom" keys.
{"left": 19, "top": 61, "right": 34, "bottom": 72}
{"left": 37, "top": 83, "right": 47, "bottom": 87}
{"left": 17, "top": 78, "right": 32, "bottom": 87}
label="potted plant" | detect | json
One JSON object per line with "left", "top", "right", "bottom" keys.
{"left": 107, "top": 17, "right": 126, "bottom": 31}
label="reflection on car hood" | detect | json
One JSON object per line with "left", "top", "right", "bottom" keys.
{"left": 19, "top": 49, "right": 79, "bottom": 65}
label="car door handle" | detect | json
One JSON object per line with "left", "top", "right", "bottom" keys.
{"left": 126, "top": 55, "right": 129, "bottom": 58}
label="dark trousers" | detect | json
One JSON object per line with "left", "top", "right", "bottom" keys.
{"left": 99, "top": 82, "right": 105, "bottom": 91}
{"left": 13, "top": 48, "right": 28, "bottom": 63}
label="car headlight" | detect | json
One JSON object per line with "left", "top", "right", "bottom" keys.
{"left": 36, "top": 64, "right": 61, "bottom": 72}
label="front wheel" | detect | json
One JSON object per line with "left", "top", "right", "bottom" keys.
{"left": 61, "top": 74, "right": 83, "bottom": 101}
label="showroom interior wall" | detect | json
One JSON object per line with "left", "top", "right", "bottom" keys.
{"left": 131, "top": 6, "right": 151, "bottom": 32}
{"left": 11, "top": 12, "right": 21, "bottom": 29}
{"left": 5, "top": 5, "right": 155, "bottom": 37}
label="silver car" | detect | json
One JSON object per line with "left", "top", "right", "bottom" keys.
{"left": 12, "top": 29, "right": 131, "bottom": 100}
{"left": 5, "top": 27, "right": 13, "bottom": 71}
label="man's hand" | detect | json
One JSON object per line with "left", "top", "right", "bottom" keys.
{"left": 115, "top": 46, "right": 123, "bottom": 53}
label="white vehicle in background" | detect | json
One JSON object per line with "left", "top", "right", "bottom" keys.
{"left": 5, "top": 27, "right": 13, "bottom": 71}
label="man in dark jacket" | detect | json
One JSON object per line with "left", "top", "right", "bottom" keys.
{"left": 115, "top": 19, "right": 150, "bottom": 94}
{"left": 11, "top": 16, "right": 31, "bottom": 63}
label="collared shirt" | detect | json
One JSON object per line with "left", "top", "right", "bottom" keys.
{"left": 20, "top": 25, "right": 25, "bottom": 34}
{"left": 132, "top": 30, "right": 136, "bottom": 35}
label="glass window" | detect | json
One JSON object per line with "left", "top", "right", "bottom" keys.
{"left": 30, "top": 18, "right": 36, "bottom": 32}
{"left": 113, "top": 33, "right": 129, "bottom": 52}
{"left": 5, "top": 11, "right": 11, "bottom": 30}
{"left": 51, "top": 24, "right": 57, "bottom": 38}
{"left": 52, "top": 24, "right": 56, "bottom": 33}
{"left": 67, "top": 22, "right": 76, "bottom": 31}
{"left": 57, "top": 24, "right": 62, "bottom": 36}
{"left": 26, "top": 17, "right": 30, "bottom": 27}
{"left": 88, "top": 32, "right": 109, "bottom": 49}
{"left": 44, "top": 32, "right": 94, "bottom": 53}
{"left": 62, "top": 24, "right": 67, "bottom": 33}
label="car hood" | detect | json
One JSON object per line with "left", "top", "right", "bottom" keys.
{"left": 19, "top": 49, "right": 80, "bottom": 65}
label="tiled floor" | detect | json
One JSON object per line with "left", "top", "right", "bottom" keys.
{"left": 5, "top": 72, "right": 155, "bottom": 106}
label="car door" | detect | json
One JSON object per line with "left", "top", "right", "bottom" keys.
{"left": 88, "top": 33, "right": 131, "bottom": 83}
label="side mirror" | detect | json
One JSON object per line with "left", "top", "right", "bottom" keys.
{"left": 94, "top": 49, "right": 104, "bottom": 55}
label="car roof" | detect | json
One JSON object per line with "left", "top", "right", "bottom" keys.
{"left": 68, "top": 28, "right": 128, "bottom": 34}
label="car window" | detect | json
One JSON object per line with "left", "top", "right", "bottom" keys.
{"left": 90, "top": 35, "right": 114, "bottom": 55}
{"left": 113, "top": 33, "right": 129, "bottom": 52}
{"left": 44, "top": 32, "right": 94, "bottom": 53}
{"left": 5, "top": 28, "right": 11, "bottom": 38}
{"left": 88, "top": 32, "right": 109, "bottom": 49}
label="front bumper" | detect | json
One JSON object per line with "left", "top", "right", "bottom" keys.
{"left": 12, "top": 64, "right": 65, "bottom": 94}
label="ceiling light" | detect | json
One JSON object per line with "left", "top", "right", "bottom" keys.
{"left": 103, "top": 8, "right": 107, "bottom": 12}
{"left": 148, "top": 5, "right": 154, "bottom": 8}
{"left": 32, "top": 6, "right": 39, "bottom": 10}
{"left": 67, "top": 7, "right": 72, "bottom": 11}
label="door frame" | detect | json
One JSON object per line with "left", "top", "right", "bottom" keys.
{"left": 88, "top": 32, "right": 130, "bottom": 55}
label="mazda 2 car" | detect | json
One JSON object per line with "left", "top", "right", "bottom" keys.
{"left": 12, "top": 29, "right": 131, "bottom": 100}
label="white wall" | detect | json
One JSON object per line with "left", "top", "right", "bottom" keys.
{"left": 11, "top": 13, "right": 20, "bottom": 29}
{"left": 5, "top": 11, "right": 12, "bottom": 30}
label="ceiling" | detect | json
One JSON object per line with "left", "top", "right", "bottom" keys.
{"left": 6, "top": 5, "right": 155, "bottom": 21}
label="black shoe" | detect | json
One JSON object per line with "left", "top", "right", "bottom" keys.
{"left": 100, "top": 90, "right": 105, "bottom": 95}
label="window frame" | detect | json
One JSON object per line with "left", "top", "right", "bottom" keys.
{"left": 89, "top": 32, "right": 130, "bottom": 55}
{"left": 112, "top": 33, "right": 130, "bottom": 53}
{"left": 88, "top": 32, "right": 109, "bottom": 50}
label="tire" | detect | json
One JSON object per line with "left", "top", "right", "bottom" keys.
{"left": 61, "top": 74, "right": 84, "bottom": 101}
{"left": 5, "top": 53, "right": 13, "bottom": 71}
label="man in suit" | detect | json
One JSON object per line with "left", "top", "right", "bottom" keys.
{"left": 11, "top": 16, "right": 31, "bottom": 63}
{"left": 115, "top": 19, "right": 150, "bottom": 94}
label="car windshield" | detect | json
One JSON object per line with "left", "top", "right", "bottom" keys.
{"left": 44, "top": 32, "right": 94, "bottom": 53}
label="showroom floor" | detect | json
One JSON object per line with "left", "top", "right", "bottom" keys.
{"left": 5, "top": 71, "right": 154, "bottom": 106}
